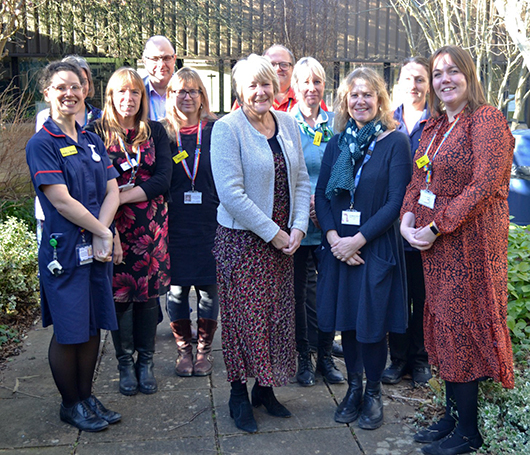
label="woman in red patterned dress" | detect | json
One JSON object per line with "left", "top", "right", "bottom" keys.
{"left": 401, "top": 46, "right": 515, "bottom": 455}
{"left": 89, "top": 68, "right": 172, "bottom": 397}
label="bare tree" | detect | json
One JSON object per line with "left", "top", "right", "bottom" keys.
{"left": 0, "top": 0, "right": 25, "bottom": 58}
{"left": 388, "top": 0, "right": 530, "bottom": 125}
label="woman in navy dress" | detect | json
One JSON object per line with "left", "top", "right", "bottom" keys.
{"left": 315, "top": 67, "right": 411, "bottom": 430}
{"left": 26, "top": 61, "right": 121, "bottom": 432}
{"left": 162, "top": 68, "right": 219, "bottom": 377}
{"left": 89, "top": 68, "right": 172, "bottom": 397}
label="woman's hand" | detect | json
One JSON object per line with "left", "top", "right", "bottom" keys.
{"left": 330, "top": 232, "right": 367, "bottom": 266}
{"left": 113, "top": 232, "right": 123, "bottom": 265}
{"left": 282, "top": 228, "right": 304, "bottom": 256}
{"left": 400, "top": 211, "right": 432, "bottom": 251}
{"left": 412, "top": 225, "right": 437, "bottom": 250}
{"left": 271, "top": 229, "right": 290, "bottom": 250}
{"left": 93, "top": 230, "right": 113, "bottom": 262}
{"left": 309, "top": 195, "right": 321, "bottom": 229}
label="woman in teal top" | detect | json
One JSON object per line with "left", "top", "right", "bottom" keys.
{"left": 291, "top": 57, "right": 344, "bottom": 387}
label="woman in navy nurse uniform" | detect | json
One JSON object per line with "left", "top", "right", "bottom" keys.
{"left": 26, "top": 61, "right": 121, "bottom": 432}
{"left": 315, "top": 67, "right": 411, "bottom": 430}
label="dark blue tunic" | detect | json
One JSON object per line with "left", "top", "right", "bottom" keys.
{"left": 26, "top": 118, "right": 119, "bottom": 344}
{"left": 314, "top": 131, "right": 411, "bottom": 343}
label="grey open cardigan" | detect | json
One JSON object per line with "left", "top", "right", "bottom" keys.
{"left": 211, "top": 108, "right": 311, "bottom": 243}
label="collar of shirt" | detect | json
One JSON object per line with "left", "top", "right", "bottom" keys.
{"left": 292, "top": 103, "right": 331, "bottom": 130}
{"left": 273, "top": 86, "right": 297, "bottom": 112}
{"left": 42, "top": 116, "right": 86, "bottom": 139}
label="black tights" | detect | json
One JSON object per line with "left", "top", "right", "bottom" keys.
{"left": 341, "top": 330, "right": 387, "bottom": 382}
{"left": 48, "top": 332, "right": 100, "bottom": 407}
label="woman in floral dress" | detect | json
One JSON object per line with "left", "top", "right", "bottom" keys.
{"left": 89, "top": 67, "right": 171, "bottom": 397}
{"left": 211, "top": 54, "right": 310, "bottom": 433}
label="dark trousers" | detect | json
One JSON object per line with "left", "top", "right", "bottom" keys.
{"left": 388, "top": 249, "right": 428, "bottom": 367}
{"left": 294, "top": 245, "right": 335, "bottom": 353}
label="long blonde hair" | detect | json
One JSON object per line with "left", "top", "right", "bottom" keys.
{"left": 164, "top": 67, "right": 217, "bottom": 134}
{"left": 334, "top": 67, "right": 395, "bottom": 133}
{"left": 96, "top": 67, "right": 150, "bottom": 148}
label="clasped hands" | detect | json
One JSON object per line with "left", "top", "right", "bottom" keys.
{"left": 93, "top": 230, "right": 114, "bottom": 262}
{"left": 271, "top": 228, "right": 305, "bottom": 255}
{"left": 400, "top": 223, "right": 438, "bottom": 251}
{"left": 327, "top": 230, "right": 366, "bottom": 266}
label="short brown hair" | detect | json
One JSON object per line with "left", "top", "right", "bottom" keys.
{"left": 429, "top": 45, "right": 487, "bottom": 117}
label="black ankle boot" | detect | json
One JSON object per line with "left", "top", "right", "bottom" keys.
{"left": 251, "top": 382, "right": 292, "bottom": 418}
{"left": 134, "top": 302, "right": 159, "bottom": 394}
{"left": 316, "top": 331, "right": 345, "bottom": 384}
{"left": 358, "top": 380, "right": 383, "bottom": 430}
{"left": 296, "top": 350, "right": 315, "bottom": 387}
{"left": 229, "top": 380, "right": 257, "bottom": 433}
{"left": 111, "top": 305, "right": 138, "bottom": 396}
{"left": 335, "top": 372, "right": 363, "bottom": 423}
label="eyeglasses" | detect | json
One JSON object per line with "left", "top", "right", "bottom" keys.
{"left": 270, "top": 62, "right": 293, "bottom": 71}
{"left": 144, "top": 55, "right": 175, "bottom": 63}
{"left": 172, "top": 89, "right": 202, "bottom": 99}
{"left": 48, "top": 84, "right": 84, "bottom": 93}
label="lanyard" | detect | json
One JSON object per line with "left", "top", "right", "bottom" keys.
{"left": 423, "top": 116, "right": 460, "bottom": 186}
{"left": 118, "top": 136, "right": 141, "bottom": 184}
{"left": 177, "top": 121, "right": 203, "bottom": 191}
{"left": 298, "top": 119, "right": 333, "bottom": 143}
{"left": 350, "top": 139, "right": 377, "bottom": 207}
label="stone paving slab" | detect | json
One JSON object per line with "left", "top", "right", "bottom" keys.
{"left": 218, "top": 427, "right": 363, "bottom": 455}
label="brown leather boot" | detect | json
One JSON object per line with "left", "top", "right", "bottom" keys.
{"left": 170, "top": 319, "right": 193, "bottom": 377}
{"left": 193, "top": 318, "right": 218, "bottom": 376}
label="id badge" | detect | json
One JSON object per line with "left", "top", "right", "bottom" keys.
{"left": 120, "top": 161, "right": 132, "bottom": 172}
{"left": 76, "top": 243, "right": 93, "bottom": 266}
{"left": 342, "top": 209, "right": 361, "bottom": 225}
{"left": 184, "top": 191, "right": 202, "bottom": 204}
{"left": 419, "top": 189, "right": 436, "bottom": 209}
{"left": 313, "top": 132, "right": 323, "bottom": 146}
{"left": 119, "top": 182, "right": 135, "bottom": 192}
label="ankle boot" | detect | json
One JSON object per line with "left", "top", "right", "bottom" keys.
{"left": 193, "top": 318, "right": 217, "bottom": 376}
{"left": 111, "top": 305, "right": 138, "bottom": 396}
{"left": 358, "top": 380, "right": 383, "bottom": 430}
{"left": 170, "top": 319, "right": 194, "bottom": 377}
{"left": 296, "top": 349, "right": 315, "bottom": 387}
{"left": 251, "top": 382, "right": 292, "bottom": 417}
{"left": 229, "top": 380, "right": 257, "bottom": 433}
{"left": 335, "top": 372, "right": 363, "bottom": 423}
{"left": 134, "top": 302, "right": 158, "bottom": 394}
{"left": 316, "top": 330, "right": 345, "bottom": 384}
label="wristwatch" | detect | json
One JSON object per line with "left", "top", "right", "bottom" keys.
{"left": 429, "top": 221, "right": 441, "bottom": 237}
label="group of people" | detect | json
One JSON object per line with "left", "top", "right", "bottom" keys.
{"left": 25, "top": 34, "right": 515, "bottom": 455}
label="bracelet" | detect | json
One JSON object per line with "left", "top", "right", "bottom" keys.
{"left": 429, "top": 221, "right": 441, "bottom": 237}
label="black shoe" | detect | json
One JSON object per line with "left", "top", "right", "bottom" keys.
{"left": 421, "top": 431, "right": 483, "bottom": 455}
{"left": 229, "top": 385, "right": 258, "bottom": 433}
{"left": 334, "top": 373, "right": 363, "bottom": 423}
{"left": 60, "top": 401, "right": 109, "bottom": 432}
{"left": 381, "top": 360, "right": 407, "bottom": 385}
{"left": 413, "top": 366, "right": 432, "bottom": 387}
{"left": 85, "top": 395, "right": 121, "bottom": 424}
{"left": 136, "top": 360, "right": 158, "bottom": 394}
{"left": 358, "top": 380, "right": 383, "bottom": 430}
{"left": 316, "top": 354, "right": 345, "bottom": 384}
{"left": 251, "top": 383, "right": 292, "bottom": 417}
{"left": 332, "top": 340, "right": 344, "bottom": 357}
{"left": 296, "top": 352, "right": 315, "bottom": 387}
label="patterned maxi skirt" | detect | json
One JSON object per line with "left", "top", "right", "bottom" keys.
{"left": 213, "top": 150, "right": 296, "bottom": 386}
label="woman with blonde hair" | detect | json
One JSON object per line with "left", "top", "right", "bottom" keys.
{"left": 211, "top": 54, "right": 310, "bottom": 433}
{"left": 315, "top": 67, "right": 411, "bottom": 429}
{"left": 88, "top": 67, "right": 172, "bottom": 397}
{"left": 162, "top": 68, "right": 219, "bottom": 377}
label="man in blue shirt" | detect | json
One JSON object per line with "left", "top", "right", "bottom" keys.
{"left": 142, "top": 36, "right": 177, "bottom": 121}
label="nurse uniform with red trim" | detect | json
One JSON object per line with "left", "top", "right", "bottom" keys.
{"left": 25, "top": 117, "right": 120, "bottom": 344}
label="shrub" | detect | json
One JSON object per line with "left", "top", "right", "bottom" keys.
{"left": 0, "top": 216, "right": 39, "bottom": 316}
{"left": 507, "top": 223, "right": 530, "bottom": 360}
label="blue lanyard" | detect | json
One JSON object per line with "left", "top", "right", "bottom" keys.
{"left": 349, "top": 139, "right": 377, "bottom": 208}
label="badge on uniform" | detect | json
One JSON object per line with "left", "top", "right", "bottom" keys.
{"left": 184, "top": 191, "right": 202, "bottom": 204}
{"left": 313, "top": 132, "right": 323, "bottom": 146}
{"left": 342, "top": 209, "right": 361, "bottom": 225}
{"left": 173, "top": 150, "right": 189, "bottom": 164}
{"left": 419, "top": 189, "right": 436, "bottom": 209}
{"left": 60, "top": 145, "right": 78, "bottom": 157}
{"left": 76, "top": 243, "right": 93, "bottom": 266}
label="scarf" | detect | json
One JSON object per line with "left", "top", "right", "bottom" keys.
{"left": 325, "top": 118, "right": 384, "bottom": 200}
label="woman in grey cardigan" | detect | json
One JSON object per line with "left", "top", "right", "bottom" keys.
{"left": 211, "top": 54, "right": 310, "bottom": 434}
